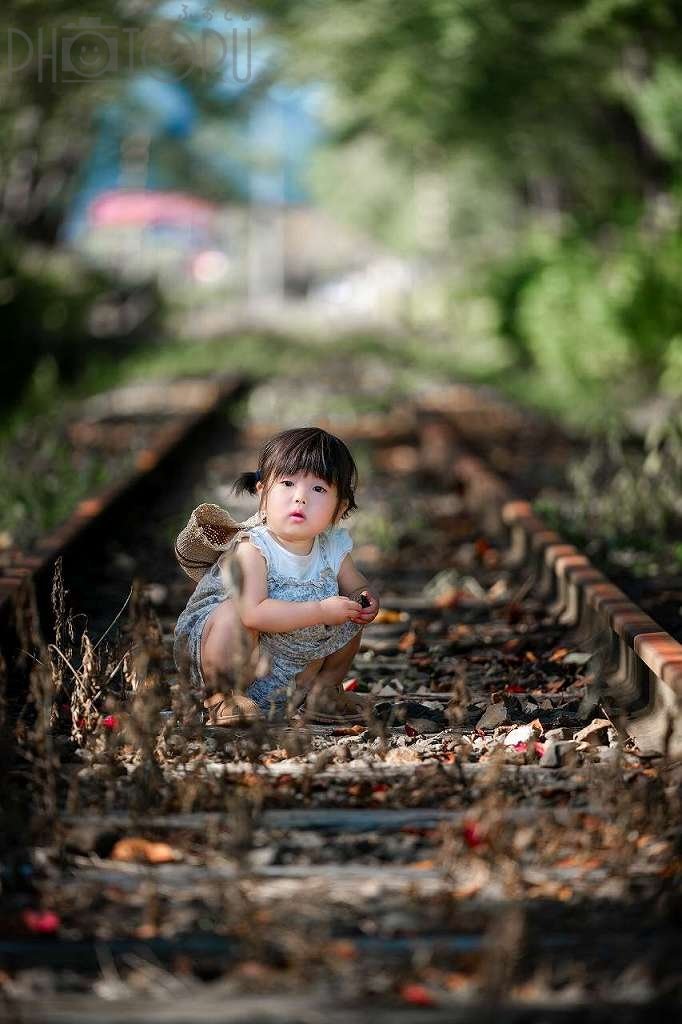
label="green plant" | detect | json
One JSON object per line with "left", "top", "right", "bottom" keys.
{"left": 534, "top": 410, "right": 682, "bottom": 574}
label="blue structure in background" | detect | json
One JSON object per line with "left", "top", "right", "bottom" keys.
{"left": 61, "top": 8, "right": 325, "bottom": 244}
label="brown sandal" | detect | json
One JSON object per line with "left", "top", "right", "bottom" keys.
{"left": 203, "top": 692, "right": 262, "bottom": 727}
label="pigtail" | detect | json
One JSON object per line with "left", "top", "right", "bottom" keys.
{"left": 232, "top": 470, "right": 261, "bottom": 497}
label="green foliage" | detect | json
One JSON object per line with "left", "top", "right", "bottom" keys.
{"left": 482, "top": 218, "right": 682, "bottom": 414}
{"left": 0, "top": 405, "right": 113, "bottom": 548}
{"left": 307, "top": 135, "right": 419, "bottom": 254}
{"left": 622, "top": 57, "right": 682, "bottom": 166}
{"left": 0, "top": 231, "right": 162, "bottom": 419}
{"left": 257, "top": 0, "right": 682, "bottom": 219}
{"left": 516, "top": 238, "right": 633, "bottom": 396}
{"left": 251, "top": 0, "right": 682, "bottom": 426}
{"left": 616, "top": 226, "right": 682, "bottom": 379}
{"left": 534, "top": 411, "right": 682, "bottom": 574}
{"left": 485, "top": 251, "right": 547, "bottom": 369}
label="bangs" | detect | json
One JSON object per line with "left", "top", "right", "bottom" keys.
{"left": 273, "top": 439, "right": 340, "bottom": 486}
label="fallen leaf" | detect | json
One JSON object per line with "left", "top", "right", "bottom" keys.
{"left": 503, "top": 720, "right": 543, "bottom": 747}
{"left": 398, "top": 630, "right": 417, "bottom": 650}
{"left": 463, "top": 821, "right": 485, "bottom": 849}
{"left": 476, "top": 703, "right": 507, "bottom": 730}
{"left": 385, "top": 747, "right": 421, "bottom": 765}
{"left": 21, "top": 910, "right": 60, "bottom": 935}
{"left": 110, "top": 838, "right": 180, "bottom": 864}
{"left": 445, "top": 972, "right": 473, "bottom": 991}
{"left": 562, "top": 651, "right": 593, "bottom": 665}
{"left": 342, "top": 678, "right": 359, "bottom": 692}
{"left": 327, "top": 940, "right": 358, "bottom": 960}
{"left": 236, "top": 961, "right": 272, "bottom": 980}
{"left": 487, "top": 579, "right": 508, "bottom": 601}
{"left": 400, "top": 984, "right": 437, "bottom": 1007}
{"left": 452, "top": 879, "right": 484, "bottom": 899}
{"left": 448, "top": 624, "right": 473, "bottom": 640}
{"left": 374, "top": 609, "right": 409, "bottom": 624}
{"left": 658, "top": 859, "right": 682, "bottom": 878}
{"left": 434, "top": 588, "right": 463, "bottom": 608}
{"left": 574, "top": 719, "right": 611, "bottom": 745}
{"left": 505, "top": 602, "right": 523, "bottom": 625}
{"left": 474, "top": 537, "right": 491, "bottom": 559}
{"left": 549, "top": 647, "right": 570, "bottom": 662}
{"left": 239, "top": 773, "right": 264, "bottom": 787}
{"left": 554, "top": 854, "right": 603, "bottom": 872}
{"left": 263, "top": 748, "right": 289, "bottom": 764}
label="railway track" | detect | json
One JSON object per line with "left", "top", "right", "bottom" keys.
{"left": 1, "top": 375, "right": 680, "bottom": 1022}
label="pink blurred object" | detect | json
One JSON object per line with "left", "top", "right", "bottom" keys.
{"left": 463, "top": 821, "right": 485, "bottom": 848}
{"left": 89, "top": 190, "right": 217, "bottom": 229}
{"left": 21, "top": 909, "right": 60, "bottom": 934}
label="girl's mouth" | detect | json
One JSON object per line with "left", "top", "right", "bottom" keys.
{"left": 290, "top": 512, "right": 305, "bottom": 520}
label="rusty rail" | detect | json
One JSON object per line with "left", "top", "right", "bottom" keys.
{"left": 416, "top": 402, "right": 682, "bottom": 758}
{"left": 0, "top": 374, "right": 249, "bottom": 681}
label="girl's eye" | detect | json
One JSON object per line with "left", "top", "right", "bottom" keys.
{"left": 280, "top": 480, "right": 327, "bottom": 492}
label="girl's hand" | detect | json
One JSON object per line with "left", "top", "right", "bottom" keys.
{"left": 319, "top": 596, "right": 365, "bottom": 626}
{"left": 349, "top": 589, "right": 380, "bottom": 625}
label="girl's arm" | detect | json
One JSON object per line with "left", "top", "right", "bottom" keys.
{"left": 232, "top": 539, "right": 358, "bottom": 632}
{"left": 337, "top": 554, "right": 380, "bottom": 625}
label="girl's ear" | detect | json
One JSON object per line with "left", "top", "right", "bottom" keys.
{"left": 255, "top": 481, "right": 263, "bottom": 496}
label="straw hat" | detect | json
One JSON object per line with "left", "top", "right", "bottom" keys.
{"left": 174, "top": 502, "right": 262, "bottom": 582}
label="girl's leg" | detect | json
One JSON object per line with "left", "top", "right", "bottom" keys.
{"left": 200, "top": 600, "right": 261, "bottom": 693}
{"left": 202, "top": 602, "right": 338, "bottom": 721}
{"left": 303, "top": 630, "right": 376, "bottom": 718}
{"left": 312, "top": 629, "right": 363, "bottom": 689}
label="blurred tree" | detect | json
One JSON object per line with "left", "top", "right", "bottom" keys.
{"left": 0, "top": 1, "right": 264, "bottom": 411}
{"left": 252, "top": 0, "right": 682, "bottom": 408}
{"left": 254, "top": 0, "right": 682, "bottom": 223}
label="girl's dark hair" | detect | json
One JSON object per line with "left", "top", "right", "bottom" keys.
{"left": 232, "top": 426, "right": 358, "bottom": 522}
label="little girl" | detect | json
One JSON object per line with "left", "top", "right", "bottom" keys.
{"left": 173, "top": 426, "right": 380, "bottom": 725}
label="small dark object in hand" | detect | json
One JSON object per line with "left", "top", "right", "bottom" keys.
{"left": 359, "top": 593, "right": 371, "bottom": 608}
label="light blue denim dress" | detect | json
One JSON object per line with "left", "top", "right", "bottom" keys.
{"left": 173, "top": 521, "right": 362, "bottom": 714}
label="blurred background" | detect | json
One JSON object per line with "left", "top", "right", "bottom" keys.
{"left": 2, "top": 0, "right": 682, "bottom": 573}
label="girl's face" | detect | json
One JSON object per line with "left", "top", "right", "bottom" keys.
{"left": 256, "top": 471, "right": 347, "bottom": 544}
